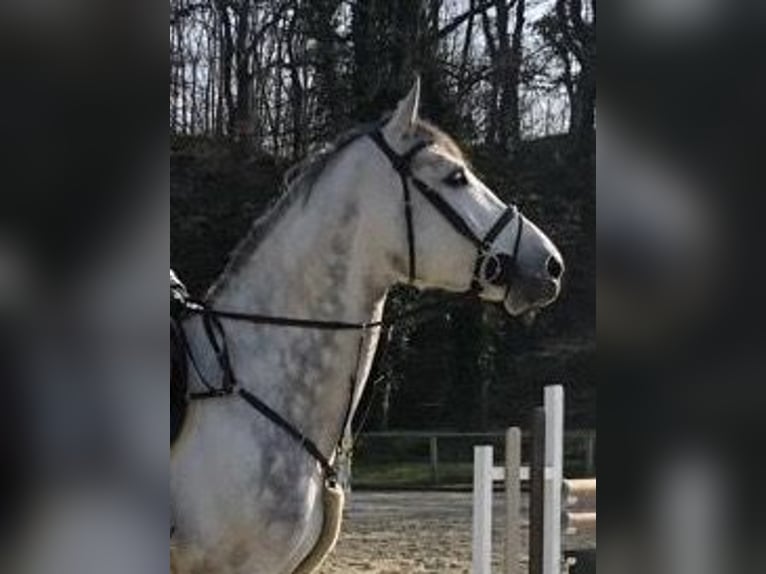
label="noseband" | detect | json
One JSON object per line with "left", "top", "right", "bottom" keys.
{"left": 368, "top": 130, "right": 523, "bottom": 293}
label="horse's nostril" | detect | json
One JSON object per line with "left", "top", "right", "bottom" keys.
{"left": 546, "top": 256, "right": 563, "bottom": 280}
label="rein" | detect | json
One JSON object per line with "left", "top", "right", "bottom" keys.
{"left": 176, "top": 129, "right": 524, "bottom": 486}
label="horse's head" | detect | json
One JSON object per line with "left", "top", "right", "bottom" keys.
{"left": 363, "top": 80, "right": 563, "bottom": 318}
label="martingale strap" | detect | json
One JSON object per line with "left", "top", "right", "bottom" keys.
{"left": 237, "top": 387, "right": 336, "bottom": 480}
{"left": 180, "top": 294, "right": 461, "bottom": 482}
{"left": 180, "top": 307, "right": 338, "bottom": 481}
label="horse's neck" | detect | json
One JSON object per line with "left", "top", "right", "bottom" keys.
{"left": 186, "top": 186, "right": 391, "bottom": 455}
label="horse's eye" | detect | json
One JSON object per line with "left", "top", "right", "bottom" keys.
{"left": 444, "top": 168, "right": 468, "bottom": 188}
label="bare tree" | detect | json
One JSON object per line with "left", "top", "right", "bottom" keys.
{"left": 539, "top": 0, "right": 595, "bottom": 147}
{"left": 169, "top": 0, "right": 590, "bottom": 154}
{"left": 481, "top": 0, "right": 526, "bottom": 155}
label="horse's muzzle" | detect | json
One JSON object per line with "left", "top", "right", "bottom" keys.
{"left": 503, "top": 273, "right": 561, "bottom": 316}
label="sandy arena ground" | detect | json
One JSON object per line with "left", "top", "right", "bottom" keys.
{"left": 319, "top": 490, "right": 594, "bottom": 574}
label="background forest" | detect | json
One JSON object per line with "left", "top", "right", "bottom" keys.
{"left": 170, "top": 0, "right": 595, "bottom": 431}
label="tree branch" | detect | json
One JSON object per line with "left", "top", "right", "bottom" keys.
{"left": 438, "top": 0, "right": 496, "bottom": 39}
{"left": 555, "top": 0, "right": 584, "bottom": 63}
{"left": 480, "top": 7, "right": 497, "bottom": 60}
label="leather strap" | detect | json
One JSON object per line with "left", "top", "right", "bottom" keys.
{"left": 482, "top": 205, "right": 518, "bottom": 248}
{"left": 368, "top": 130, "right": 520, "bottom": 289}
{"left": 368, "top": 131, "right": 429, "bottom": 282}
{"left": 238, "top": 387, "right": 337, "bottom": 481}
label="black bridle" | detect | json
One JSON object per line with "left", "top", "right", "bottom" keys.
{"left": 367, "top": 129, "right": 523, "bottom": 292}
{"left": 175, "top": 129, "right": 524, "bottom": 485}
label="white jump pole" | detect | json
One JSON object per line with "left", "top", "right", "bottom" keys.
{"left": 543, "top": 385, "right": 564, "bottom": 574}
{"left": 504, "top": 428, "right": 522, "bottom": 574}
{"left": 472, "top": 445, "right": 494, "bottom": 574}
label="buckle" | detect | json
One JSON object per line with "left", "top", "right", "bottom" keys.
{"left": 479, "top": 253, "right": 504, "bottom": 284}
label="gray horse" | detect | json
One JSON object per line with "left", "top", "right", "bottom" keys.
{"left": 170, "top": 80, "right": 563, "bottom": 573}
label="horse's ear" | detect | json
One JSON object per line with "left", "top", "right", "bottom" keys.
{"left": 384, "top": 77, "right": 421, "bottom": 140}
